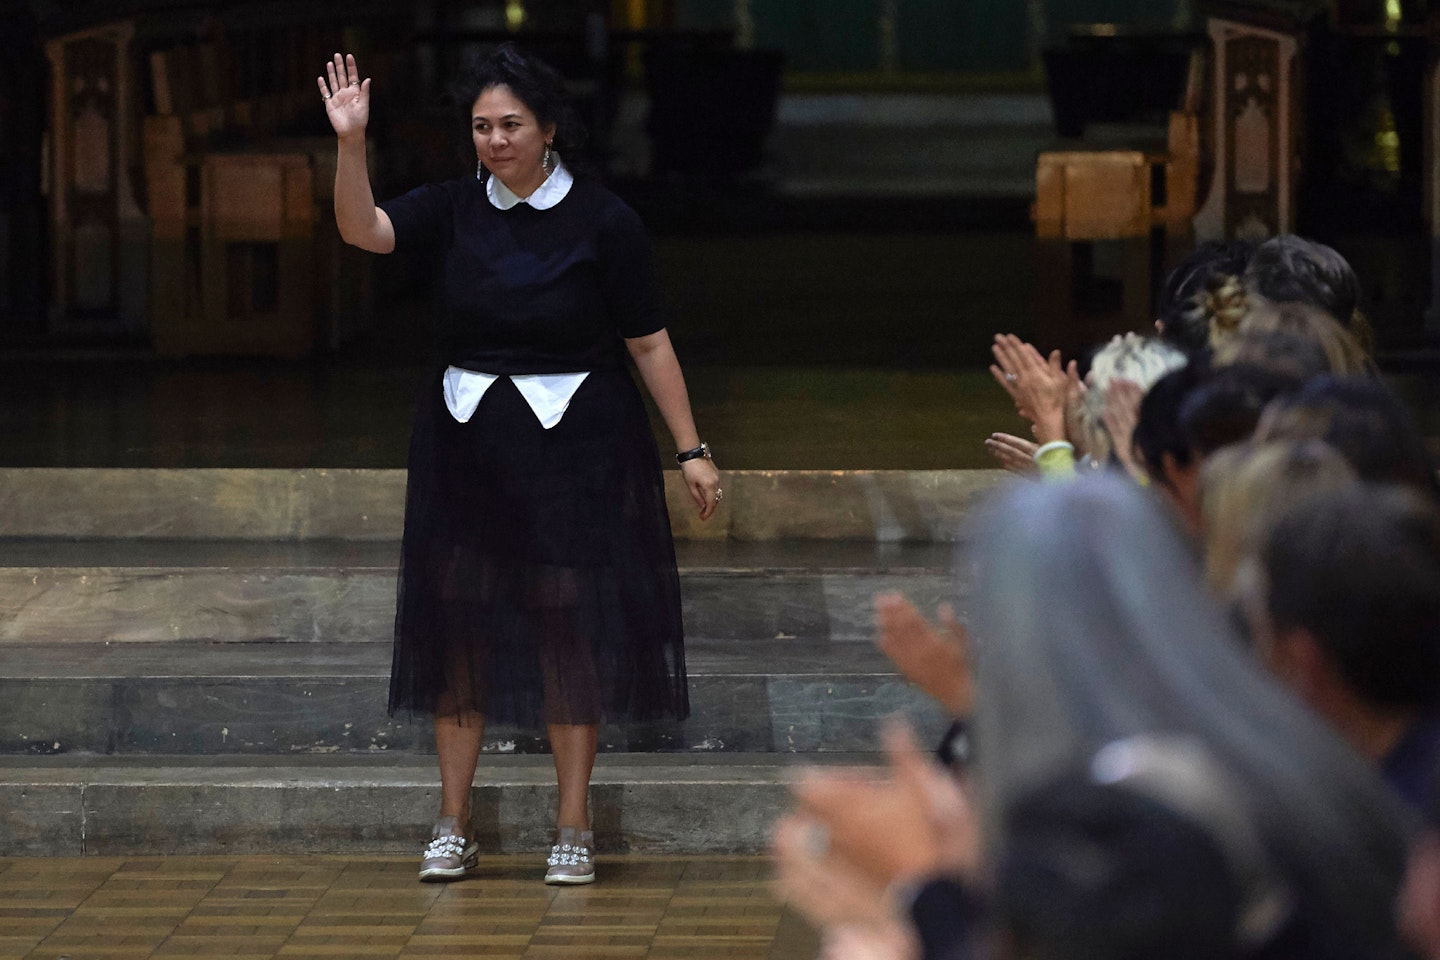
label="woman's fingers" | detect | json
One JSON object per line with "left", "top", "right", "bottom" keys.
{"left": 319, "top": 54, "right": 368, "bottom": 104}
{"left": 680, "top": 460, "right": 721, "bottom": 521}
{"left": 985, "top": 435, "right": 1037, "bottom": 474}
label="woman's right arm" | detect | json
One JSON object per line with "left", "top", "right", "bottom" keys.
{"left": 319, "top": 53, "right": 395, "bottom": 254}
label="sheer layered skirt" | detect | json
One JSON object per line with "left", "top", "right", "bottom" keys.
{"left": 389, "top": 366, "right": 689, "bottom": 727}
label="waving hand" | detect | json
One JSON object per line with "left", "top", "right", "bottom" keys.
{"left": 318, "top": 53, "right": 370, "bottom": 140}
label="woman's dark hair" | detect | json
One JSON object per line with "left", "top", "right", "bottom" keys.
{"left": 452, "top": 42, "right": 587, "bottom": 161}
{"left": 1179, "top": 363, "right": 1305, "bottom": 459}
{"left": 1262, "top": 484, "right": 1440, "bottom": 708}
{"left": 1156, "top": 240, "right": 1257, "bottom": 353}
{"left": 1243, "top": 235, "right": 1373, "bottom": 351}
{"left": 1256, "top": 375, "right": 1440, "bottom": 500}
{"left": 1134, "top": 356, "right": 1212, "bottom": 486}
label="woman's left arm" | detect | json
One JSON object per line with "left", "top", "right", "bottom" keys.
{"left": 626, "top": 329, "right": 721, "bottom": 521}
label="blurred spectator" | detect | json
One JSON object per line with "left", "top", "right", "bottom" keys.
{"left": 990, "top": 737, "right": 1288, "bottom": 960}
{"left": 1212, "top": 331, "right": 1331, "bottom": 383}
{"left": 1243, "top": 235, "right": 1374, "bottom": 354}
{"left": 1200, "top": 441, "right": 1358, "bottom": 601}
{"left": 1230, "top": 300, "right": 1374, "bottom": 377}
{"left": 1156, "top": 240, "right": 1257, "bottom": 354}
{"left": 1244, "top": 484, "right": 1440, "bottom": 809}
{"left": 966, "top": 478, "right": 1411, "bottom": 960}
{"left": 775, "top": 478, "right": 1413, "bottom": 960}
{"left": 1256, "top": 376, "right": 1440, "bottom": 500}
{"left": 1400, "top": 776, "right": 1440, "bottom": 959}
{"left": 989, "top": 333, "right": 1185, "bottom": 479}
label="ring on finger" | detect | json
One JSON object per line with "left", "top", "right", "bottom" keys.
{"left": 715, "top": 489, "right": 724, "bottom": 502}
{"left": 1005, "top": 373, "right": 1017, "bottom": 382}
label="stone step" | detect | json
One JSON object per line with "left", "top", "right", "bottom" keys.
{"left": 0, "top": 639, "right": 948, "bottom": 757}
{"left": 0, "top": 752, "right": 858, "bottom": 856}
{"left": 0, "top": 540, "right": 961, "bottom": 645}
{"left": 0, "top": 468, "right": 1004, "bottom": 541}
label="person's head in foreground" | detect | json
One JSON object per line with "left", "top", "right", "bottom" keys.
{"left": 1242, "top": 484, "right": 1440, "bottom": 807}
{"left": 995, "top": 736, "right": 1288, "bottom": 960}
{"left": 965, "top": 476, "right": 1414, "bottom": 960}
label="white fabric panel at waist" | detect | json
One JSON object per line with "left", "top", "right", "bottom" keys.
{"left": 441, "top": 367, "right": 590, "bottom": 429}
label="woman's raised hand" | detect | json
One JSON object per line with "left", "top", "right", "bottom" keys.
{"left": 318, "top": 53, "right": 370, "bottom": 140}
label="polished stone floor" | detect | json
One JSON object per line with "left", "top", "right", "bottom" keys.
{"left": 0, "top": 855, "right": 817, "bottom": 959}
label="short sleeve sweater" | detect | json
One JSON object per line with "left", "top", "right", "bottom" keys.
{"left": 378, "top": 174, "right": 663, "bottom": 374}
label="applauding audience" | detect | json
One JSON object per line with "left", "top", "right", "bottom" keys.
{"left": 775, "top": 233, "right": 1440, "bottom": 960}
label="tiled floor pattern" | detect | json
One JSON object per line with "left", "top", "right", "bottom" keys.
{"left": 0, "top": 856, "right": 817, "bottom": 960}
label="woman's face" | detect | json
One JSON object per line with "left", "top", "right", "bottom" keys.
{"left": 472, "top": 84, "right": 556, "bottom": 194}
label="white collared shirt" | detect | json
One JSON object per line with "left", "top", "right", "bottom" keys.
{"left": 445, "top": 161, "right": 588, "bottom": 430}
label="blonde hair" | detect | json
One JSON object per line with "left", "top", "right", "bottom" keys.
{"left": 1223, "top": 298, "right": 1375, "bottom": 377}
{"left": 1199, "top": 440, "right": 1358, "bottom": 601}
{"left": 1203, "top": 274, "right": 1250, "bottom": 349}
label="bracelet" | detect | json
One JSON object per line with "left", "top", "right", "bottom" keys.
{"left": 676, "top": 442, "right": 711, "bottom": 464}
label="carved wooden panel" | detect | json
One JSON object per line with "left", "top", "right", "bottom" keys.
{"left": 1227, "top": 35, "right": 1282, "bottom": 237}
{"left": 44, "top": 21, "right": 147, "bottom": 333}
{"left": 1194, "top": 16, "right": 1301, "bottom": 242}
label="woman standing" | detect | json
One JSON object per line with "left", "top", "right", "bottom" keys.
{"left": 319, "top": 44, "right": 720, "bottom": 885}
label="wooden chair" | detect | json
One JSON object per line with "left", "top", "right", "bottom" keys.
{"left": 141, "top": 23, "right": 383, "bottom": 356}
{"left": 1032, "top": 48, "right": 1203, "bottom": 359}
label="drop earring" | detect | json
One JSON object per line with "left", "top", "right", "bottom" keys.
{"left": 476, "top": 158, "right": 484, "bottom": 180}
{"left": 543, "top": 141, "right": 552, "bottom": 172}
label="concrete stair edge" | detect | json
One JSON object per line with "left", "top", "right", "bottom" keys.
{"left": 0, "top": 467, "right": 1010, "bottom": 541}
{"left": 0, "top": 753, "right": 864, "bottom": 856}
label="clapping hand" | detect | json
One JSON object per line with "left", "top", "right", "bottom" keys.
{"left": 1102, "top": 377, "right": 1146, "bottom": 482}
{"left": 990, "top": 333, "right": 1074, "bottom": 446}
{"left": 774, "top": 720, "right": 982, "bottom": 896}
{"left": 874, "top": 593, "right": 972, "bottom": 716}
{"left": 318, "top": 53, "right": 370, "bottom": 140}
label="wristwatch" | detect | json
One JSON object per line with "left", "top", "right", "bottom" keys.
{"left": 676, "top": 442, "right": 711, "bottom": 464}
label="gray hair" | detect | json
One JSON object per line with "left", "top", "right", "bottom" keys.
{"left": 1079, "top": 334, "right": 1189, "bottom": 460}
{"left": 963, "top": 476, "right": 1413, "bottom": 958}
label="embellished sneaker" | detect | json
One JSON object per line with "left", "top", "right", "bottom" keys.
{"left": 418, "top": 815, "right": 479, "bottom": 882}
{"left": 544, "top": 826, "right": 596, "bottom": 885}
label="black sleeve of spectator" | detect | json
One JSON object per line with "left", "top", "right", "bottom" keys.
{"left": 909, "top": 877, "right": 987, "bottom": 960}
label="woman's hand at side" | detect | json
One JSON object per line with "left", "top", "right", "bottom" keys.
{"left": 681, "top": 457, "right": 721, "bottom": 521}
{"left": 318, "top": 53, "right": 370, "bottom": 140}
{"left": 625, "top": 329, "right": 721, "bottom": 521}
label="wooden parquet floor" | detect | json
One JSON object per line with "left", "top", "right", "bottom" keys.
{"left": 0, "top": 856, "right": 819, "bottom": 960}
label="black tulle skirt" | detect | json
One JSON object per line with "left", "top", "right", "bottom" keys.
{"left": 389, "top": 366, "right": 688, "bottom": 727}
